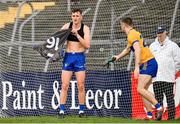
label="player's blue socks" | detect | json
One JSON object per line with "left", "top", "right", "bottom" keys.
{"left": 155, "top": 103, "right": 162, "bottom": 110}
{"left": 79, "top": 104, "right": 85, "bottom": 113}
{"left": 59, "top": 104, "right": 65, "bottom": 114}
{"left": 147, "top": 111, "right": 152, "bottom": 118}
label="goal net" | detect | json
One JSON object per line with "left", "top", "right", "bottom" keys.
{"left": 0, "top": 0, "right": 180, "bottom": 120}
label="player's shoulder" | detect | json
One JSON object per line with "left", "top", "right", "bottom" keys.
{"left": 132, "top": 29, "right": 141, "bottom": 35}
{"left": 134, "top": 29, "right": 142, "bottom": 36}
{"left": 65, "top": 22, "right": 71, "bottom": 27}
{"left": 83, "top": 24, "right": 90, "bottom": 33}
{"left": 61, "top": 22, "right": 70, "bottom": 30}
{"left": 83, "top": 24, "right": 90, "bottom": 30}
{"left": 128, "top": 29, "right": 141, "bottom": 39}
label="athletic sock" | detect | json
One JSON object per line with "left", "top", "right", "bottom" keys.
{"left": 79, "top": 104, "right": 85, "bottom": 113}
{"left": 155, "top": 103, "right": 162, "bottom": 111}
{"left": 147, "top": 111, "right": 153, "bottom": 118}
{"left": 59, "top": 104, "right": 65, "bottom": 112}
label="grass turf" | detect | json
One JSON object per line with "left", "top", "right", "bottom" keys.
{"left": 0, "top": 116, "right": 180, "bottom": 123}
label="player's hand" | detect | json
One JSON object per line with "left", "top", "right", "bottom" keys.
{"left": 113, "top": 55, "right": 120, "bottom": 61}
{"left": 71, "top": 29, "right": 78, "bottom": 36}
{"left": 134, "top": 67, "right": 139, "bottom": 79}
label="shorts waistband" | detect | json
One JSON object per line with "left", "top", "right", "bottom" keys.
{"left": 65, "top": 52, "right": 84, "bottom": 55}
{"left": 141, "top": 58, "right": 155, "bottom": 65}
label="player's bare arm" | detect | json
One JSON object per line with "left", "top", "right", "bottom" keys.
{"left": 61, "top": 23, "right": 70, "bottom": 30}
{"left": 133, "top": 42, "right": 141, "bottom": 79}
{"left": 72, "top": 25, "right": 90, "bottom": 49}
{"left": 114, "top": 45, "right": 130, "bottom": 61}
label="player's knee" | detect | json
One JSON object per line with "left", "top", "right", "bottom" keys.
{"left": 78, "top": 83, "right": 85, "bottom": 92}
{"left": 61, "top": 83, "right": 69, "bottom": 91}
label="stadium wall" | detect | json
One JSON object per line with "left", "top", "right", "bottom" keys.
{"left": 132, "top": 71, "right": 180, "bottom": 120}
{"left": 0, "top": 70, "right": 180, "bottom": 120}
{"left": 0, "top": 70, "right": 132, "bottom": 118}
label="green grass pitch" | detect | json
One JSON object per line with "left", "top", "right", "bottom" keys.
{"left": 0, "top": 116, "right": 180, "bottom": 123}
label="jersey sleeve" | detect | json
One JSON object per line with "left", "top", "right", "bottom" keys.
{"left": 127, "top": 32, "right": 139, "bottom": 47}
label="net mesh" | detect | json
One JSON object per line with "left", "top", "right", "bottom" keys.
{"left": 0, "top": 0, "right": 180, "bottom": 119}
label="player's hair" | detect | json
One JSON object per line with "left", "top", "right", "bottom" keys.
{"left": 121, "top": 17, "right": 133, "bottom": 26}
{"left": 71, "top": 8, "right": 82, "bottom": 14}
